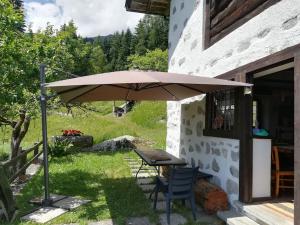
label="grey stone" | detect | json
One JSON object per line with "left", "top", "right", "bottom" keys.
{"left": 183, "top": 18, "right": 188, "bottom": 27}
{"left": 178, "top": 57, "right": 186, "bottom": 66}
{"left": 89, "top": 219, "right": 115, "bottom": 225}
{"left": 206, "top": 143, "right": 211, "bottom": 154}
{"left": 137, "top": 178, "right": 155, "bottom": 185}
{"left": 171, "top": 58, "right": 175, "bottom": 66}
{"left": 195, "top": 144, "right": 201, "bottom": 153}
{"left": 159, "top": 213, "right": 187, "bottom": 225}
{"left": 221, "top": 148, "right": 228, "bottom": 159}
{"left": 145, "top": 192, "right": 164, "bottom": 201}
{"left": 168, "top": 42, "right": 172, "bottom": 49}
{"left": 237, "top": 40, "right": 251, "bottom": 52}
{"left": 173, "top": 24, "right": 178, "bottom": 32}
{"left": 182, "top": 118, "right": 186, "bottom": 124}
{"left": 196, "top": 121, "right": 203, "bottom": 136}
{"left": 257, "top": 28, "right": 271, "bottom": 38}
{"left": 212, "top": 159, "right": 220, "bottom": 173}
{"left": 212, "top": 176, "right": 221, "bottom": 187}
{"left": 191, "top": 158, "right": 195, "bottom": 167}
{"left": 219, "top": 141, "right": 224, "bottom": 146}
{"left": 211, "top": 141, "right": 217, "bottom": 147}
{"left": 52, "top": 197, "right": 91, "bottom": 210}
{"left": 126, "top": 217, "right": 154, "bottom": 225}
{"left": 231, "top": 150, "right": 239, "bottom": 162}
{"left": 180, "top": 139, "right": 184, "bottom": 145}
{"left": 181, "top": 147, "right": 186, "bottom": 155}
{"left": 197, "top": 105, "right": 205, "bottom": 114}
{"left": 172, "top": 6, "right": 176, "bottom": 14}
{"left": 184, "top": 32, "right": 191, "bottom": 42}
{"left": 180, "top": 2, "right": 184, "bottom": 10}
{"left": 201, "top": 141, "right": 204, "bottom": 147}
{"left": 212, "top": 148, "right": 221, "bottom": 156}
{"left": 185, "top": 128, "right": 192, "bottom": 135}
{"left": 139, "top": 184, "right": 156, "bottom": 192}
{"left": 198, "top": 159, "right": 204, "bottom": 169}
{"left": 282, "top": 16, "right": 298, "bottom": 30}
{"left": 227, "top": 143, "right": 233, "bottom": 147}
{"left": 83, "top": 135, "right": 136, "bottom": 152}
{"left": 226, "top": 179, "right": 239, "bottom": 195}
{"left": 189, "top": 145, "right": 194, "bottom": 153}
{"left": 225, "top": 50, "right": 233, "bottom": 58}
{"left": 186, "top": 119, "right": 190, "bottom": 126}
{"left": 209, "top": 58, "right": 219, "bottom": 67}
{"left": 205, "top": 164, "right": 210, "bottom": 169}
{"left": 230, "top": 166, "right": 239, "bottom": 178}
{"left": 21, "top": 207, "right": 67, "bottom": 224}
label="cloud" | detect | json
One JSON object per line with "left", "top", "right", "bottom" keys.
{"left": 24, "top": 0, "right": 144, "bottom": 37}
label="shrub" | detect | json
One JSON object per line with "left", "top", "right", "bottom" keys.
{"left": 49, "top": 139, "right": 72, "bottom": 157}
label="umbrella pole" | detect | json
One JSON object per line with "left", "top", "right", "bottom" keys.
{"left": 39, "top": 64, "right": 51, "bottom": 206}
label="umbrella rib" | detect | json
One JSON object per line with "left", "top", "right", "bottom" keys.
{"left": 176, "top": 84, "right": 205, "bottom": 94}
{"left": 161, "top": 86, "right": 179, "bottom": 101}
{"left": 141, "top": 83, "right": 172, "bottom": 90}
{"left": 66, "top": 85, "right": 102, "bottom": 103}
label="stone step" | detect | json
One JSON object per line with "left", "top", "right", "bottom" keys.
{"left": 132, "top": 172, "right": 155, "bottom": 178}
{"left": 145, "top": 192, "right": 164, "bottom": 201}
{"left": 139, "top": 184, "right": 155, "bottom": 192}
{"left": 137, "top": 177, "right": 155, "bottom": 185}
{"left": 126, "top": 216, "right": 154, "bottom": 225}
{"left": 217, "top": 210, "right": 259, "bottom": 225}
{"left": 130, "top": 168, "right": 156, "bottom": 174}
{"left": 234, "top": 201, "right": 293, "bottom": 225}
{"left": 159, "top": 213, "right": 187, "bottom": 225}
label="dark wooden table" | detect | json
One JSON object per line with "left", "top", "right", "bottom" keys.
{"left": 134, "top": 148, "right": 187, "bottom": 179}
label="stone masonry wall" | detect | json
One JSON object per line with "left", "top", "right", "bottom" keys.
{"left": 166, "top": 0, "right": 300, "bottom": 205}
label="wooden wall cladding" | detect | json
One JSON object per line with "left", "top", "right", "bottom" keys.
{"left": 204, "top": 0, "right": 281, "bottom": 48}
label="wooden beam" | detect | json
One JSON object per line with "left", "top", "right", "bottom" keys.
{"left": 294, "top": 53, "right": 300, "bottom": 225}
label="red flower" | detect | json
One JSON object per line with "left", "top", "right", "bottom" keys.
{"left": 62, "top": 129, "right": 83, "bottom": 136}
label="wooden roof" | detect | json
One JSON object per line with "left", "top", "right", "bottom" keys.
{"left": 125, "top": 0, "right": 170, "bottom": 16}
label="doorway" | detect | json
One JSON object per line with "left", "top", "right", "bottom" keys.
{"left": 252, "top": 64, "right": 294, "bottom": 200}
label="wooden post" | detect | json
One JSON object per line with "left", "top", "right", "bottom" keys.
{"left": 294, "top": 54, "right": 300, "bottom": 225}
{"left": 33, "top": 142, "right": 39, "bottom": 164}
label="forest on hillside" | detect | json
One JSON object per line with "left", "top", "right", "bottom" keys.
{"left": 0, "top": 0, "right": 169, "bottom": 158}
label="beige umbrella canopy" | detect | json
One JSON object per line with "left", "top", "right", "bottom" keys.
{"left": 46, "top": 71, "right": 252, "bottom": 103}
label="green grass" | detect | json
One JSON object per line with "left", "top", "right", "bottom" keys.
{"left": 8, "top": 151, "right": 158, "bottom": 225}
{"left": 0, "top": 101, "right": 167, "bottom": 160}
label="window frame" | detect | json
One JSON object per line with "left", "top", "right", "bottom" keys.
{"left": 203, "top": 0, "right": 281, "bottom": 49}
{"left": 204, "top": 88, "right": 240, "bottom": 139}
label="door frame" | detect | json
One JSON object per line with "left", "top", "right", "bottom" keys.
{"left": 216, "top": 44, "right": 300, "bottom": 225}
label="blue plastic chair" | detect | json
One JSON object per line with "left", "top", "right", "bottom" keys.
{"left": 153, "top": 167, "right": 199, "bottom": 225}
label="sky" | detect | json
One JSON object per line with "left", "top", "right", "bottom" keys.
{"left": 24, "top": 0, "right": 144, "bottom": 37}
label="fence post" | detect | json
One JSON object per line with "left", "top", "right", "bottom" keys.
{"left": 33, "top": 142, "right": 39, "bottom": 164}
{"left": 18, "top": 147, "right": 27, "bottom": 182}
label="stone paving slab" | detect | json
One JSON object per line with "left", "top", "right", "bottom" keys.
{"left": 132, "top": 172, "right": 154, "bottom": 178}
{"left": 22, "top": 207, "right": 67, "bottom": 224}
{"left": 126, "top": 217, "right": 154, "bottom": 225}
{"left": 144, "top": 192, "right": 164, "bottom": 201}
{"left": 139, "top": 184, "right": 155, "bottom": 192}
{"left": 159, "top": 213, "right": 187, "bottom": 225}
{"left": 137, "top": 177, "right": 155, "bottom": 185}
{"left": 26, "top": 164, "right": 41, "bottom": 176}
{"left": 52, "top": 197, "right": 91, "bottom": 210}
{"left": 154, "top": 201, "right": 168, "bottom": 211}
{"left": 88, "top": 219, "right": 115, "bottom": 225}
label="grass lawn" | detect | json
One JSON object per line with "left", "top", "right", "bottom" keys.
{"left": 10, "top": 151, "right": 158, "bottom": 225}
{"left": 0, "top": 101, "right": 167, "bottom": 160}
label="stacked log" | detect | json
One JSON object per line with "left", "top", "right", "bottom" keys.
{"left": 194, "top": 180, "right": 228, "bottom": 214}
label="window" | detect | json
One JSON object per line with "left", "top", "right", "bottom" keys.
{"left": 204, "top": 0, "right": 280, "bottom": 48}
{"left": 204, "top": 89, "right": 237, "bottom": 137}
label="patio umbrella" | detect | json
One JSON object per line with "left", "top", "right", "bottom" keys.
{"left": 40, "top": 69, "right": 252, "bottom": 205}
{"left": 46, "top": 70, "right": 252, "bottom": 102}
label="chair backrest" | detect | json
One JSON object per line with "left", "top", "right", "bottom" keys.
{"left": 168, "top": 167, "right": 198, "bottom": 197}
{"left": 272, "top": 146, "right": 280, "bottom": 171}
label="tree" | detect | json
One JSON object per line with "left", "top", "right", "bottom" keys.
{"left": 128, "top": 49, "right": 168, "bottom": 72}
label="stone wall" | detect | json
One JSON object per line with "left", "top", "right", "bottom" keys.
{"left": 178, "top": 98, "right": 240, "bottom": 204}
{"left": 166, "top": 0, "right": 300, "bottom": 205}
